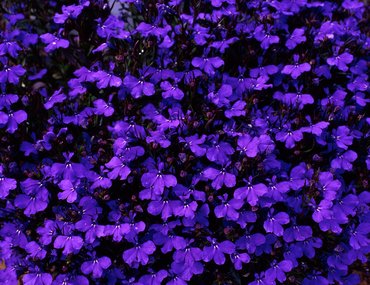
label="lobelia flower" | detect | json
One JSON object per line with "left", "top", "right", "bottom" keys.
{"left": 179, "top": 134, "right": 207, "bottom": 157}
{"left": 172, "top": 198, "right": 198, "bottom": 219}
{"left": 234, "top": 177, "right": 268, "bottom": 206}
{"left": 173, "top": 239, "right": 203, "bottom": 265}
{"left": 237, "top": 134, "right": 260, "bottom": 158}
{"left": 153, "top": 232, "right": 187, "bottom": 254}
{"left": 349, "top": 223, "right": 370, "bottom": 249}
{"left": 250, "top": 59, "right": 279, "bottom": 78}
{"left": 249, "top": 273, "right": 275, "bottom": 285}
{"left": 51, "top": 152, "right": 86, "bottom": 180}
{"left": 81, "top": 256, "right": 112, "bottom": 278}
{"left": 52, "top": 274, "right": 89, "bottom": 285}
{"left": 265, "top": 260, "right": 293, "bottom": 283}
{"left": 254, "top": 25, "right": 280, "bottom": 49}
{"left": 94, "top": 69, "right": 122, "bottom": 89}
{"left": 0, "top": 63, "right": 26, "bottom": 84}
{"left": 236, "top": 230, "right": 266, "bottom": 254}
{"left": 105, "top": 156, "right": 131, "bottom": 180}
{"left": 332, "top": 126, "right": 353, "bottom": 150}
{"left": 202, "top": 238, "right": 235, "bottom": 265}
{"left": 281, "top": 55, "right": 311, "bottom": 79}
{"left": 53, "top": 229, "right": 84, "bottom": 255}
{"left": 75, "top": 217, "right": 105, "bottom": 243}
{"left": 275, "top": 124, "right": 303, "bottom": 149}
{"left": 286, "top": 28, "right": 306, "bottom": 49}
{"left": 160, "top": 78, "right": 184, "bottom": 100}
{"left": 0, "top": 40, "right": 22, "bottom": 58}
{"left": 0, "top": 167, "right": 17, "bottom": 199}
{"left": 225, "top": 100, "right": 246, "bottom": 118}
{"left": 289, "top": 162, "right": 313, "bottom": 191}
{"left": 316, "top": 172, "right": 341, "bottom": 201}
{"left": 263, "top": 209, "right": 290, "bottom": 236}
{"left": 191, "top": 55, "right": 224, "bottom": 76}
{"left": 0, "top": 109, "right": 27, "bottom": 133}
{"left": 54, "top": 4, "right": 84, "bottom": 24}
{"left": 230, "top": 252, "right": 250, "bottom": 270}
{"left": 283, "top": 224, "right": 313, "bottom": 242}
{"left": 14, "top": 179, "right": 48, "bottom": 216}
{"left": 57, "top": 179, "right": 80, "bottom": 203}
{"left": 40, "top": 33, "right": 69, "bottom": 52}
{"left": 264, "top": 176, "right": 290, "bottom": 202}
{"left": 139, "top": 270, "right": 168, "bottom": 285}
{"left": 23, "top": 271, "right": 52, "bottom": 285}
{"left": 327, "top": 52, "right": 353, "bottom": 72}
{"left": 25, "top": 241, "right": 47, "bottom": 260}
{"left": 331, "top": 150, "right": 357, "bottom": 171}
{"left": 141, "top": 162, "right": 177, "bottom": 195}
{"left": 202, "top": 165, "right": 236, "bottom": 190}
{"left": 0, "top": 91, "right": 18, "bottom": 110}
{"left": 214, "top": 194, "right": 243, "bottom": 221}
{"left": 206, "top": 136, "right": 234, "bottom": 164}
{"left": 302, "top": 271, "right": 329, "bottom": 285}
{"left": 43, "top": 88, "right": 67, "bottom": 110}
{"left": 123, "top": 73, "right": 155, "bottom": 98}
{"left": 122, "top": 241, "right": 156, "bottom": 267}
{"left": 37, "top": 220, "right": 58, "bottom": 245}
{"left": 311, "top": 199, "right": 333, "bottom": 223}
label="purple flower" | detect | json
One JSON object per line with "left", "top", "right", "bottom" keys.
{"left": 160, "top": 79, "right": 184, "bottom": 100}
{"left": 57, "top": 179, "right": 78, "bottom": 203}
{"left": 122, "top": 241, "right": 156, "bottom": 267}
{"left": 179, "top": 134, "right": 206, "bottom": 157}
{"left": 332, "top": 126, "right": 353, "bottom": 150}
{"left": 202, "top": 238, "right": 235, "bottom": 265}
{"left": 327, "top": 52, "right": 353, "bottom": 71}
{"left": 51, "top": 153, "right": 86, "bottom": 180}
{"left": 286, "top": 28, "right": 306, "bottom": 49}
{"left": 105, "top": 156, "right": 131, "bottom": 180}
{"left": 44, "top": 89, "right": 67, "bottom": 110}
{"left": 349, "top": 223, "right": 370, "bottom": 249}
{"left": 265, "top": 260, "right": 293, "bottom": 282}
{"left": 25, "top": 241, "right": 47, "bottom": 260}
{"left": 14, "top": 179, "right": 48, "bottom": 216}
{"left": 0, "top": 109, "right": 27, "bottom": 133}
{"left": 141, "top": 162, "right": 177, "bottom": 195}
{"left": 191, "top": 56, "right": 224, "bottom": 76}
{"left": 206, "top": 137, "right": 234, "bottom": 164}
{"left": 230, "top": 252, "right": 250, "bottom": 270}
{"left": 0, "top": 169, "right": 17, "bottom": 199}
{"left": 23, "top": 272, "right": 52, "bottom": 285}
{"left": 54, "top": 4, "right": 84, "bottom": 24}
{"left": 281, "top": 55, "right": 311, "bottom": 79}
{"left": 0, "top": 40, "right": 22, "bottom": 58}
{"left": 54, "top": 233, "right": 83, "bottom": 255}
{"left": 203, "top": 166, "right": 236, "bottom": 190}
{"left": 283, "top": 225, "right": 313, "bottom": 242}
{"left": 317, "top": 172, "right": 341, "bottom": 201}
{"left": 331, "top": 150, "right": 357, "bottom": 171}
{"left": 234, "top": 177, "right": 268, "bottom": 206}
{"left": 123, "top": 74, "right": 155, "bottom": 98}
{"left": 139, "top": 270, "right": 168, "bottom": 285}
{"left": 94, "top": 70, "right": 122, "bottom": 89}
{"left": 81, "top": 256, "right": 112, "bottom": 278}
{"left": 263, "top": 210, "right": 290, "bottom": 236}
{"left": 40, "top": 33, "right": 69, "bottom": 52}
{"left": 237, "top": 134, "right": 259, "bottom": 158}
{"left": 275, "top": 125, "right": 303, "bottom": 149}
{"left": 254, "top": 25, "right": 280, "bottom": 49}
{"left": 214, "top": 194, "right": 243, "bottom": 221}
{"left": 0, "top": 64, "right": 26, "bottom": 84}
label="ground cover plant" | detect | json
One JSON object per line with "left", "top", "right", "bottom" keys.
{"left": 0, "top": 0, "right": 369, "bottom": 284}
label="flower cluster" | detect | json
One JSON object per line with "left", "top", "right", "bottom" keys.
{"left": 0, "top": 0, "right": 369, "bottom": 284}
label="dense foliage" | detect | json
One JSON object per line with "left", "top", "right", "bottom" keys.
{"left": 0, "top": 0, "right": 369, "bottom": 284}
